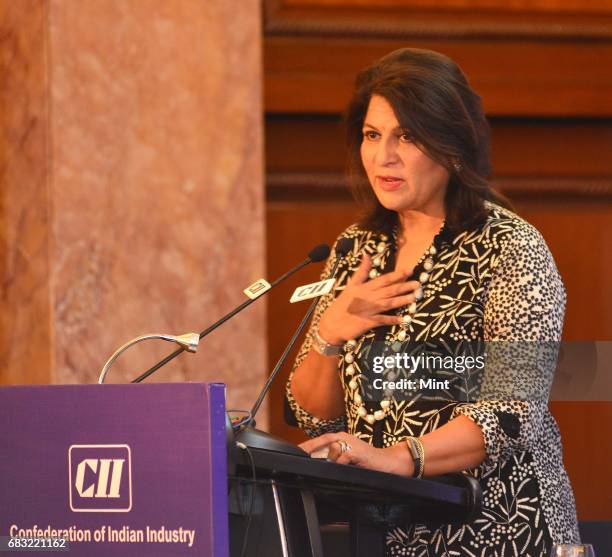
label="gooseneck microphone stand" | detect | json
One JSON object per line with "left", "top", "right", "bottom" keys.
{"left": 127, "top": 244, "right": 330, "bottom": 384}
{"left": 234, "top": 238, "right": 352, "bottom": 456}
{"left": 98, "top": 333, "right": 200, "bottom": 384}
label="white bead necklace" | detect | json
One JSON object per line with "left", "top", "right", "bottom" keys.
{"left": 344, "top": 230, "right": 441, "bottom": 426}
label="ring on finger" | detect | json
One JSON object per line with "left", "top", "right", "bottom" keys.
{"left": 337, "top": 440, "right": 352, "bottom": 454}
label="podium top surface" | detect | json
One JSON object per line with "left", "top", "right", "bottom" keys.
{"left": 233, "top": 446, "right": 481, "bottom": 525}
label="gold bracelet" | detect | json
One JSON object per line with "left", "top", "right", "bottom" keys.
{"left": 405, "top": 436, "right": 425, "bottom": 479}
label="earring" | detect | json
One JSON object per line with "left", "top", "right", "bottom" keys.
{"left": 452, "top": 158, "right": 463, "bottom": 173}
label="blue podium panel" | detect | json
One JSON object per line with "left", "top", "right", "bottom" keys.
{"left": 0, "top": 382, "right": 228, "bottom": 557}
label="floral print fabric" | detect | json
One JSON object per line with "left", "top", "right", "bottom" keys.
{"left": 286, "top": 203, "right": 580, "bottom": 556}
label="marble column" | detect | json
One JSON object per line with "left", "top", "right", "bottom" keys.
{"left": 0, "top": 0, "right": 266, "bottom": 418}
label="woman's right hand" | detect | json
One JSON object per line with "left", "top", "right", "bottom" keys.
{"left": 317, "top": 255, "right": 422, "bottom": 346}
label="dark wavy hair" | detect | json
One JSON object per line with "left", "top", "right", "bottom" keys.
{"left": 345, "top": 47, "right": 509, "bottom": 235}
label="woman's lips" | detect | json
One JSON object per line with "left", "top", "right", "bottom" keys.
{"left": 376, "top": 176, "right": 404, "bottom": 191}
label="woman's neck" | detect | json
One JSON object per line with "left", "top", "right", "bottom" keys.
{"left": 398, "top": 210, "right": 445, "bottom": 241}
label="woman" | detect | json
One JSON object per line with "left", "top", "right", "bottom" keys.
{"left": 286, "top": 48, "right": 580, "bottom": 556}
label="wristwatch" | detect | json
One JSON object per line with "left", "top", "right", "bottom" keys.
{"left": 312, "top": 330, "right": 342, "bottom": 356}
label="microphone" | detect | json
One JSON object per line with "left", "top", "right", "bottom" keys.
{"left": 98, "top": 333, "right": 200, "bottom": 384}
{"left": 130, "top": 244, "right": 331, "bottom": 383}
{"left": 234, "top": 238, "right": 352, "bottom": 455}
{"left": 305, "top": 244, "right": 330, "bottom": 263}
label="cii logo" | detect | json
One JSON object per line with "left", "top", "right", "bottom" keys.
{"left": 68, "top": 445, "right": 132, "bottom": 512}
{"left": 289, "top": 278, "right": 335, "bottom": 303}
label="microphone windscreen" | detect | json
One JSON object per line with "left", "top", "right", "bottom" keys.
{"left": 335, "top": 237, "right": 353, "bottom": 258}
{"left": 308, "top": 244, "right": 331, "bottom": 262}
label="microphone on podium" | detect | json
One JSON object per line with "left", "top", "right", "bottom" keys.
{"left": 125, "top": 244, "right": 331, "bottom": 384}
{"left": 97, "top": 244, "right": 330, "bottom": 384}
{"left": 234, "top": 238, "right": 353, "bottom": 456}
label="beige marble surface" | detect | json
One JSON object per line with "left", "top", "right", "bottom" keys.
{"left": 1, "top": 0, "right": 266, "bottom": 421}
{"left": 0, "top": 0, "right": 53, "bottom": 386}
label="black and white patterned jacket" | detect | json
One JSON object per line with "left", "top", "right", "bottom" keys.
{"left": 286, "top": 202, "right": 580, "bottom": 556}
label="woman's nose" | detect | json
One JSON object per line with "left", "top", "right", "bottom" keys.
{"left": 375, "top": 137, "right": 400, "bottom": 166}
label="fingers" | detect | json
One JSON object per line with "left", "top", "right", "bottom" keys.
{"left": 327, "top": 440, "right": 354, "bottom": 464}
{"left": 326, "top": 441, "right": 342, "bottom": 462}
{"left": 335, "top": 452, "right": 354, "bottom": 465}
{"left": 300, "top": 435, "right": 360, "bottom": 467}
{"left": 326, "top": 257, "right": 422, "bottom": 339}
{"left": 348, "top": 291, "right": 416, "bottom": 319}
{"left": 379, "top": 280, "right": 421, "bottom": 299}
{"left": 369, "top": 269, "right": 412, "bottom": 289}
{"left": 299, "top": 432, "right": 348, "bottom": 454}
{"left": 299, "top": 433, "right": 338, "bottom": 454}
{"left": 373, "top": 314, "right": 406, "bottom": 327}
{"left": 347, "top": 255, "right": 372, "bottom": 286}
{"left": 299, "top": 433, "right": 358, "bottom": 463}
{"left": 344, "top": 299, "right": 408, "bottom": 328}
{"left": 348, "top": 259, "right": 416, "bottom": 295}
{"left": 376, "top": 294, "right": 417, "bottom": 312}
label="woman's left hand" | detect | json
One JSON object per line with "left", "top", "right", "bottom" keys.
{"left": 299, "top": 432, "right": 414, "bottom": 477}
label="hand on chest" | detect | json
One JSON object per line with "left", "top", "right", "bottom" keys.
{"left": 358, "top": 232, "right": 488, "bottom": 341}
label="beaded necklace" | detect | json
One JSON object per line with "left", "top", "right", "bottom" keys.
{"left": 342, "top": 223, "right": 443, "bottom": 426}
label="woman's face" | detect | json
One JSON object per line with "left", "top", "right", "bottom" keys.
{"left": 360, "top": 95, "right": 449, "bottom": 217}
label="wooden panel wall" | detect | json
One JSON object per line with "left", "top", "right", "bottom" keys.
{"left": 263, "top": 0, "right": 612, "bottom": 521}
{"left": 278, "top": 0, "right": 612, "bottom": 14}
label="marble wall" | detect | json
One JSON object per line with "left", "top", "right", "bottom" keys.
{"left": 0, "top": 1, "right": 266, "bottom": 418}
{"left": 0, "top": 1, "right": 52, "bottom": 386}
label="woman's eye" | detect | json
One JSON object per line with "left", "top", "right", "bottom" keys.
{"left": 363, "top": 130, "right": 379, "bottom": 140}
{"left": 400, "top": 132, "right": 414, "bottom": 143}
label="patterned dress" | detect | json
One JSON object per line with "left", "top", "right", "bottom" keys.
{"left": 286, "top": 203, "right": 580, "bottom": 557}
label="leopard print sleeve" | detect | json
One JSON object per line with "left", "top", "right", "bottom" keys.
{"left": 451, "top": 219, "right": 566, "bottom": 471}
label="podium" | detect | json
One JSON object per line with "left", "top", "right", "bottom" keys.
{"left": 229, "top": 441, "right": 480, "bottom": 557}
{"left": 0, "top": 383, "right": 480, "bottom": 557}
